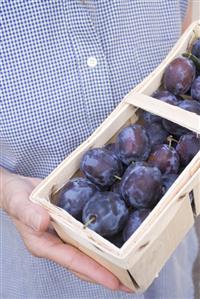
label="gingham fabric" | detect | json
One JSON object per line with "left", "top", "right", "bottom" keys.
{"left": 1, "top": 1, "right": 199, "bottom": 298}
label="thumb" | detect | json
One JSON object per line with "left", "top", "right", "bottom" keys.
{"left": 5, "top": 192, "right": 50, "bottom": 231}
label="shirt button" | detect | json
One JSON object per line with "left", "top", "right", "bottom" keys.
{"left": 87, "top": 56, "right": 98, "bottom": 68}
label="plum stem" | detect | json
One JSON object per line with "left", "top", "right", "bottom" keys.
{"left": 180, "top": 94, "right": 192, "bottom": 100}
{"left": 114, "top": 175, "right": 121, "bottom": 181}
{"left": 83, "top": 216, "right": 96, "bottom": 229}
{"left": 182, "top": 53, "right": 200, "bottom": 72}
{"left": 167, "top": 135, "right": 178, "bottom": 148}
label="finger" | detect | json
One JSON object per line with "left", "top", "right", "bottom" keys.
{"left": 119, "top": 284, "right": 135, "bottom": 293}
{"left": 14, "top": 219, "right": 130, "bottom": 292}
{"left": 28, "top": 177, "right": 42, "bottom": 188}
{"left": 28, "top": 231, "right": 121, "bottom": 291}
{"left": 70, "top": 270, "right": 96, "bottom": 284}
{"left": 5, "top": 192, "right": 50, "bottom": 231}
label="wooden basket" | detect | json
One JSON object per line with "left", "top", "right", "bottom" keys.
{"left": 30, "top": 20, "right": 200, "bottom": 292}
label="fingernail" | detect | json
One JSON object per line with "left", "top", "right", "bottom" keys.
{"left": 119, "top": 284, "right": 134, "bottom": 293}
{"left": 30, "top": 214, "right": 42, "bottom": 231}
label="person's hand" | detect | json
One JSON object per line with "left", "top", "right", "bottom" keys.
{"left": 1, "top": 169, "right": 133, "bottom": 293}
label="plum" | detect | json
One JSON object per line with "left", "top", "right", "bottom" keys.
{"left": 81, "top": 148, "right": 123, "bottom": 188}
{"left": 148, "top": 144, "right": 180, "bottom": 174}
{"left": 163, "top": 56, "right": 196, "bottom": 95}
{"left": 123, "top": 209, "right": 151, "bottom": 242}
{"left": 82, "top": 192, "right": 128, "bottom": 237}
{"left": 115, "top": 124, "right": 151, "bottom": 165}
{"left": 120, "top": 163, "right": 162, "bottom": 209}
{"left": 57, "top": 177, "right": 99, "bottom": 218}
{"left": 176, "top": 133, "right": 200, "bottom": 166}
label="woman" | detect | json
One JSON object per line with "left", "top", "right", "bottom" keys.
{"left": 1, "top": 1, "right": 198, "bottom": 298}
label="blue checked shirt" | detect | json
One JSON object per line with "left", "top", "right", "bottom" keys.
{"left": 1, "top": 1, "right": 199, "bottom": 299}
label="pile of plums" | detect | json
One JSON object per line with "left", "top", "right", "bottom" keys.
{"left": 55, "top": 38, "right": 200, "bottom": 248}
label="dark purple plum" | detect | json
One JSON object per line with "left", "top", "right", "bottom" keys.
{"left": 191, "top": 76, "right": 200, "bottom": 102}
{"left": 176, "top": 133, "right": 200, "bottom": 166}
{"left": 115, "top": 124, "right": 151, "bottom": 165}
{"left": 57, "top": 177, "right": 99, "bottom": 218}
{"left": 192, "top": 38, "right": 200, "bottom": 59}
{"left": 161, "top": 174, "right": 178, "bottom": 195}
{"left": 82, "top": 192, "right": 129, "bottom": 237}
{"left": 120, "top": 163, "right": 162, "bottom": 209}
{"left": 148, "top": 144, "right": 180, "bottom": 174}
{"left": 144, "top": 122, "right": 169, "bottom": 147}
{"left": 120, "top": 161, "right": 150, "bottom": 207}
{"left": 163, "top": 56, "right": 196, "bottom": 95}
{"left": 123, "top": 209, "right": 151, "bottom": 242}
{"left": 80, "top": 148, "right": 123, "bottom": 188}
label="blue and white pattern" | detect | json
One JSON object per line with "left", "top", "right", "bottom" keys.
{"left": 1, "top": 1, "right": 198, "bottom": 298}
